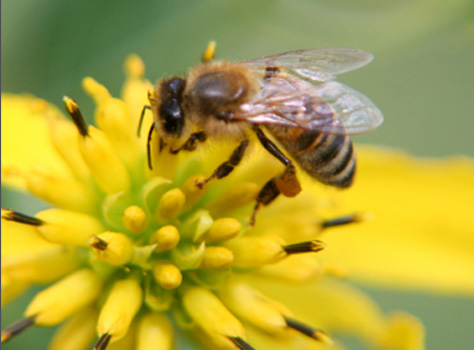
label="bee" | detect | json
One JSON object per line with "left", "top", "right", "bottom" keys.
{"left": 140, "top": 47, "right": 383, "bottom": 224}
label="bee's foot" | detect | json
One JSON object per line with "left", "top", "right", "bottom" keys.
{"left": 195, "top": 178, "right": 210, "bottom": 189}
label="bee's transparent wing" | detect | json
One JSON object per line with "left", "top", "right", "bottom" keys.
{"left": 243, "top": 48, "right": 374, "bottom": 82}
{"left": 236, "top": 76, "right": 383, "bottom": 135}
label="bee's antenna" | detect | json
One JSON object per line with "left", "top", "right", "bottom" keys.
{"left": 138, "top": 105, "right": 152, "bottom": 137}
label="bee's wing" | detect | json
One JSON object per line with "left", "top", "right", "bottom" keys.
{"left": 243, "top": 48, "right": 374, "bottom": 82}
{"left": 236, "top": 76, "right": 383, "bottom": 135}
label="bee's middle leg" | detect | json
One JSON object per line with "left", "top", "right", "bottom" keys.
{"left": 196, "top": 139, "right": 249, "bottom": 189}
{"left": 251, "top": 127, "right": 302, "bottom": 225}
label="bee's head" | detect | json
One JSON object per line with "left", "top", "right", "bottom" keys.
{"left": 153, "top": 77, "right": 186, "bottom": 137}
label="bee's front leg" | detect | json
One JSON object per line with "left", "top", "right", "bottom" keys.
{"left": 195, "top": 139, "right": 249, "bottom": 189}
{"left": 169, "top": 131, "right": 207, "bottom": 154}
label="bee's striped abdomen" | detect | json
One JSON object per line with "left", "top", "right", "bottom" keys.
{"left": 267, "top": 126, "right": 356, "bottom": 188}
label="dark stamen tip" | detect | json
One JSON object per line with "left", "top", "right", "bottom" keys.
{"left": 1, "top": 317, "right": 36, "bottom": 343}
{"left": 89, "top": 236, "right": 108, "bottom": 250}
{"left": 228, "top": 336, "right": 256, "bottom": 350}
{"left": 63, "top": 96, "right": 89, "bottom": 137}
{"left": 283, "top": 240, "right": 325, "bottom": 255}
{"left": 321, "top": 213, "right": 366, "bottom": 229}
{"left": 94, "top": 333, "right": 112, "bottom": 350}
{"left": 285, "top": 317, "right": 333, "bottom": 345}
{"left": 1, "top": 209, "right": 44, "bottom": 226}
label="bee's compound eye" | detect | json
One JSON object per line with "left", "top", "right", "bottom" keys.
{"left": 192, "top": 72, "right": 234, "bottom": 103}
{"left": 189, "top": 71, "right": 248, "bottom": 118}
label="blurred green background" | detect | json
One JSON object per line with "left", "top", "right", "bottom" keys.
{"left": 2, "top": 0, "right": 474, "bottom": 349}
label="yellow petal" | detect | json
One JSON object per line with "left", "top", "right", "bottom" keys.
{"left": 318, "top": 146, "right": 474, "bottom": 295}
{"left": 247, "top": 276, "right": 424, "bottom": 349}
{"left": 1, "top": 218, "right": 80, "bottom": 285}
{"left": 1, "top": 94, "right": 73, "bottom": 190}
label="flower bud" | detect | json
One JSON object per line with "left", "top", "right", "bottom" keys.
{"left": 156, "top": 188, "right": 186, "bottom": 223}
{"left": 152, "top": 261, "right": 183, "bottom": 290}
{"left": 199, "top": 247, "right": 234, "bottom": 270}
{"left": 123, "top": 205, "right": 147, "bottom": 234}
{"left": 150, "top": 225, "right": 180, "bottom": 253}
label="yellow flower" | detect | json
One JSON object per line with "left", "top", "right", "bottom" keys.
{"left": 1, "top": 51, "right": 473, "bottom": 350}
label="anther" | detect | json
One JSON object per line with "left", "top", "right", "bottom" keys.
{"left": 88, "top": 236, "right": 108, "bottom": 251}
{"left": 285, "top": 317, "right": 333, "bottom": 345}
{"left": 1, "top": 317, "right": 35, "bottom": 343}
{"left": 321, "top": 213, "right": 366, "bottom": 229}
{"left": 202, "top": 40, "right": 216, "bottom": 63}
{"left": 63, "top": 96, "right": 88, "bottom": 137}
{"left": 94, "top": 333, "right": 112, "bottom": 350}
{"left": 228, "top": 336, "right": 255, "bottom": 350}
{"left": 283, "top": 240, "right": 325, "bottom": 255}
{"left": 1, "top": 209, "right": 43, "bottom": 226}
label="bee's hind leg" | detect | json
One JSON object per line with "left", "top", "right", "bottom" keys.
{"left": 195, "top": 139, "right": 249, "bottom": 189}
{"left": 250, "top": 127, "right": 302, "bottom": 226}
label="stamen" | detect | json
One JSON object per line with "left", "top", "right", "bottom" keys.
{"left": 63, "top": 96, "right": 88, "bottom": 137}
{"left": 321, "top": 213, "right": 365, "bottom": 229}
{"left": 89, "top": 232, "right": 134, "bottom": 266}
{"left": 285, "top": 317, "right": 333, "bottom": 345}
{"left": 94, "top": 333, "right": 112, "bottom": 350}
{"left": 88, "top": 236, "right": 108, "bottom": 250}
{"left": 1, "top": 209, "right": 43, "bottom": 226}
{"left": 1, "top": 317, "right": 35, "bottom": 343}
{"left": 283, "top": 240, "right": 325, "bottom": 255}
{"left": 228, "top": 336, "right": 255, "bottom": 350}
{"left": 202, "top": 40, "right": 216, "bottom": 63}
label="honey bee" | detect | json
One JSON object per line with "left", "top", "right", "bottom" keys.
{"left": 140, "top": 47, "right": 383, "bottom": 224}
